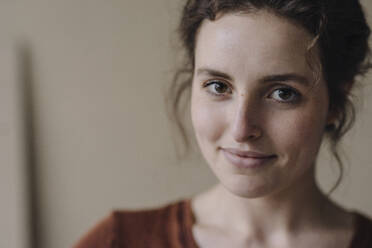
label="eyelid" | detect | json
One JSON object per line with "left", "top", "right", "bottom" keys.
{"left": 268, "top": 84, "right": 302, "bottom": 103}
{"left": 200, "top": 79, "right": 302, "bottom": 102}
{"left": 202, "top": 78, "right": 233, "bottom": 94}
{"left": 202, "top": 78, "right": 232, "bottom": 88}
{"left": 268, "top": 83, "right": 300, "bottom": 93}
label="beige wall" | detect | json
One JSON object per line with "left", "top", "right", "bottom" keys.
{"left": 2, "top": 1, "right": 372, "bottom": 248}
{"left": 0, "top": 40, "right": 29, "bottom": 248}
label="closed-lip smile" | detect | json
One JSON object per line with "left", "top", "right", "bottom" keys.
{"left": 221, "top": 148, "right": 276, "bottom": 158}
{"left": 221, "top": 148, "right": 276, "bottom": 169}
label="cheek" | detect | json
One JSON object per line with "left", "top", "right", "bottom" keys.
{"left": 191, "top": 94, "right": 227, "bottom": 144}
{"left": 276, "top": 113, "right": 324, "bottom": 140}
{"left": 270, "top": 106, "right": 327, "bottom": 165}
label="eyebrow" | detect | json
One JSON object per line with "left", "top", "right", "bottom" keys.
{"left": 196, "top": 68, "right": 233, "bottom": 80}
{"left": 196, "top": 67, "right": 310, "bottom": 86}
{"left": 261, "top": 74, "right": 310, "bottom": 86}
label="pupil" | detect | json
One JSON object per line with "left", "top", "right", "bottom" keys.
{"left": 214, "top": 83, "right": 226, "bottom": 93}
{"left": 279, "top": 89, "right": 291, "bottom": 100}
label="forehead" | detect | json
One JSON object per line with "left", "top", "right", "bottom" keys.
{"left": 194, "top": 11, "right": 317, "bottom": 81}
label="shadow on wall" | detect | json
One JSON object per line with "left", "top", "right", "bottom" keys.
{"left": 17, "top": 42, "right": 39, "bottom": 248}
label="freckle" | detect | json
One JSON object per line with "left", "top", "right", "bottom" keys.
{"left": 240, "top": 94, "right": 245, "bottom": 97}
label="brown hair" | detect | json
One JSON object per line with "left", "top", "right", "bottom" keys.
{"left": 167, "top": 0, "right": 371, "bottom": 192}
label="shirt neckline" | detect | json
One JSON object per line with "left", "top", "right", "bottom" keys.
{"left": 348, "top": 211, "right": 367, "bottom": 248}
{"left": 181, "top": 199, "right": 200, "bottom": 248}
{"left": 181, "top": 199, "right": 363, "bottom": 248}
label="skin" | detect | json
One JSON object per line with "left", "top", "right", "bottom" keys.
{"left": 190, "top": 10, "right": 355, "bottom": 248}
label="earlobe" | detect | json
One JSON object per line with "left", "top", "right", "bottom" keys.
{"left": 325, "top": 109, "right": 337, "bottom": 130}
{"left": 325, "top": 81, "right": 352, "bottom": 131}
{"left": 326, "top": 114, "right": 336, "bottom": 126}
{"left": 342, "top": 81, "right": 354, "bottom": 96}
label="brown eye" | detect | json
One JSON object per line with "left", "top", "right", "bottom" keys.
{"left": 270, "top": 87, "right": 300, "bottom": 103}
{"left": 204, "top": 80, "right": 232, "bottom": 95}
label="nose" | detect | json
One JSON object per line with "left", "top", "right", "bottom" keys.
{"left": 231, "top": 97, "right": 263, "bottom": 143}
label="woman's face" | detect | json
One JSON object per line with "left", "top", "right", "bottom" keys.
{"left": 191, "top": 11, "right": 331, "bottom": 198}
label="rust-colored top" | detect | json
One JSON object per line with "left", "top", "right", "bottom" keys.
{"left": 74, "top": 200, "right": 372, "bottom": 248}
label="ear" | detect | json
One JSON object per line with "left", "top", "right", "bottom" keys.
{"left": 342, "top": 81, "right": 354, "bottom": 96}
{"left": 325, "top": 101, "right": 339, "bottom": 130}
{"left": 325, "top": 81, "right": 353, "bottom": 128}
{"left": 326, "top": 110, "right": 337, "bottom": 126}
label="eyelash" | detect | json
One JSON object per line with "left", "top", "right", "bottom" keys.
{"left": 203, "top": 80, "right": 232, "bottom": 97}
{"left": 202, "top": 80, "right": 301, "bottom": 104}
{"left": 269, "top": 86, "right": 301, "bottom": 104}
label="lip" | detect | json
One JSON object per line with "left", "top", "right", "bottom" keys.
{"left": 221, "top": 148, "right": 276, "bottom": 169}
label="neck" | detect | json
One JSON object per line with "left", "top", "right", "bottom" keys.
{"left": 193, "top": 168, "right": 331, "bottom": 235}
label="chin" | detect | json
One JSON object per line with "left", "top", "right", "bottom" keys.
{"left": 221, "top": 175, "right": 276, "bottom": 199}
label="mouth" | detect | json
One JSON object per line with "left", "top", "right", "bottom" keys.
{"left": 221, "top": 148, "right": 277, "bottom": 169}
